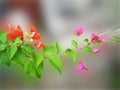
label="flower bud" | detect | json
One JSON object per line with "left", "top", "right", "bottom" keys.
{"left": 74, "top": 27, "right": 83, "bottom": 36}
{"left": 93, "top": 48, "right": 100, "bottom": 54}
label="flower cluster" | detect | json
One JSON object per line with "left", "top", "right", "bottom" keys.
{"left": 6, "top": 25, "right": 45, "bottom": 49}
{"left": 74, "top": 27, "right": 107, "bottom": 71}
{"left": 91, "top": 33, "right": 107, "bottom": 44}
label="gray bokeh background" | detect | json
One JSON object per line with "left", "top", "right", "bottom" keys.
{"left": 0, "top": 0, "right": 119, "bottom": 90}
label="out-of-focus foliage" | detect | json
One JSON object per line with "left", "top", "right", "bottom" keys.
{"left": 112, "top": 35, "right": 120, "bottom": 42}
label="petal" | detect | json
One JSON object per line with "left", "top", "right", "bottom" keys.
{"left": 74, "top": 27, "right": 83, "bottom": 35}
{"left": 76, "top": 61, "right": 88, "bottom": 71}
{"left": 16, "top": 25, "right": 22, "bottom": 31}
{"left": 6, "top": 31, "right": 17, "bottom": 40}
{"left": 6, "top": 25, "right": 23, "bottom": 40}
{"left": 91, "top": 33, "right": 100, "bottom": 41}
{"left": 83, "top": 66, "right": 88, "bottom": 70}
{"left": 30, "top": 25, "right": 36, "bottom": 32}
{"left": 34, "top": 40, "right": 45, "bottom": 49}
{"left": 76, "top": 66, "right": 83, "bottom": 71}
{"left": 32, "top": 32, "right": 40, "bottom": 40}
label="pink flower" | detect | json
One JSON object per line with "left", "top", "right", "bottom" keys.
{"left": 93, "top": 48, "right": 100, "bottom": 54}
{"left": 74, "top": 27, "right": 83, "bottom": 36}
{"left": 91, "top": 33, "right": 100, "bottom": 41}
{"left": 76, "top": 61, "right": 88, "bottom": 71}
{"left": 91, "top": 33, "right": 107, "bottom": 43}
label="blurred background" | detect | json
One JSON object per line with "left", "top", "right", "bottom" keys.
{"left": 0, "top": 0, "right": 119, "bottom": 90}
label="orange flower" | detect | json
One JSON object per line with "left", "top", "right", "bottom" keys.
{"left": 32, "top": 32, "right": 40, "bottom": 40}
{"left": 6, "top": 25, "right": 23, "bottom": 40}
{"left": 30, "top": 25, "right": 36, "bottom": 32}
{"left": 6, "top": 25, "right": 45, "bottom": 49}
{"left": 30, "top": 25, "right": 41, "bottom": 40}
{"left": 34, "top": 40, "right": 45, "bottom": 49}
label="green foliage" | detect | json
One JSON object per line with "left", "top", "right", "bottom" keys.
{"left": 24, "top": 60, "right": 43, "bottom": 78}
{"left": 36, "top": 52, "right": 43, "bottom": 67}
{"left": 56, "top": 41, "right": 62, "bottom": 53}
{"left": 113, "top": 35, "right": 120, "bottom": 42}
{"left": 83, "top": 38, "right": 89, "bottom": 42}
{"left": 0, "top": 51, "right": 10, "bottom": 65}
{"left": 24, "top": 60, "right": 32, "bottom": 73}
{"left": 0, "top": 30, "right": 45, "bottom": 78}
{"left": 71, "top": 40, "right": 78, "bottom": 48}
{"left": 0, "top": 28, "right": 119, "bottom": 79}
{"left": 84, "top": 46, "right": 93, "bottom": 54}
{"left": 37, "top": 62, "right": 44, "bottom": 78}
{"left": 43, "top": 45, "right": 56, "bottom": 55}
{"left": 65, "top": 49, "right": 77, "bottom": 62}
{"left": 0, "top": 42, "right": 5, "bottom": 51}
{"left": 49, "top": 56, "right": 62, "bottom": 73}
{"left": 11, "top": 49, "right": 27, "bottom": 67}
{"left": 6, "top": 45, "right": 17, "bottom": 59}
{"left": 0, "top": 30, "right": 6, "bottom": 43}
{"left": 21, "top": 44, "right": 35, "bottom": 54}
{"left": 0, "top": 30, "right": 103, "bottom": 78}
{"left": 14, "top": 37, "right": 23, "bottom": 45}
{"left": 70, "top": 50, "right": 77, "bottom": 61}
{"left": 65, "top": 48, "right": 72, "bottom": 54}
{"left": 24, "top": 60, "right": 36, "bottom": 77}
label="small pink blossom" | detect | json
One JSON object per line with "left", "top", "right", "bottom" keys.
{"left": 76, "top": 61, "right": 88, "bottom": 71}
{"left": 74, "top": 27, "right": 83, "bottom": 36}
{"left": 91, "top": 33, "right": 107, "bottom": 43}
{"left": 93, "top": 48, "right": 100, "bottom": 54}
{"left": 91, "top": 33, "right": 100, "bottom": 41}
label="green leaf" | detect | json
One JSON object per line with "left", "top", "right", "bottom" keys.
{"left": 84, "top": 46, "right": 93, "bottom": 54}
{"left": 24, "top": 60, "right": 36, "bottom": 77}
{"left": 0, "top": 51, "right": 10, "bottom": 65}
{"left": 11, "top": 49, "right": 26, "bottom": 67}
{"left": 65, "top": 49, "right": 77, "bottom": 61}
{"left": 24, "top": 60, "right": 43, "bottom": 78}
{"left": 37, "top": 62, "right": 44, "bottom": 78}
{"left": 65, "top": 49, "right": 72, "bottom": 54}
{"left": 70, "top": 50, "right": 77, "bottom": 61}
{"left": 71, "top": 40, "right": 78, "bottom": 48}
{"left": 43, "top": 45, "right": 56, "bottom": 55}
{"left": 56, "top": 41, "right": 62, "bottom": 53}
{"left": 83, "top": 38, "right": 89, "bottom": 42}
{"left": 36, "top": 53, "right": 43, "bottom": 67}
{"left": 21, "top": 44, "right": 35, "bottom": 54}
{"left": 6, "top": 45, "right": 17, "bottom": 59}
{"left": 0, "top": 30, "right": 6, "bottom": 43}
{"left": 0, "top": 42, "right": 5, "bottom": 51}
{"left": 24, "top": 60, "right": 33, "bottom": 73}
{"left": 14, "top": 37, "right": 23, "bottom": 45}
{"left": 49, "top": 56, "right": 62, "bottom": 73}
